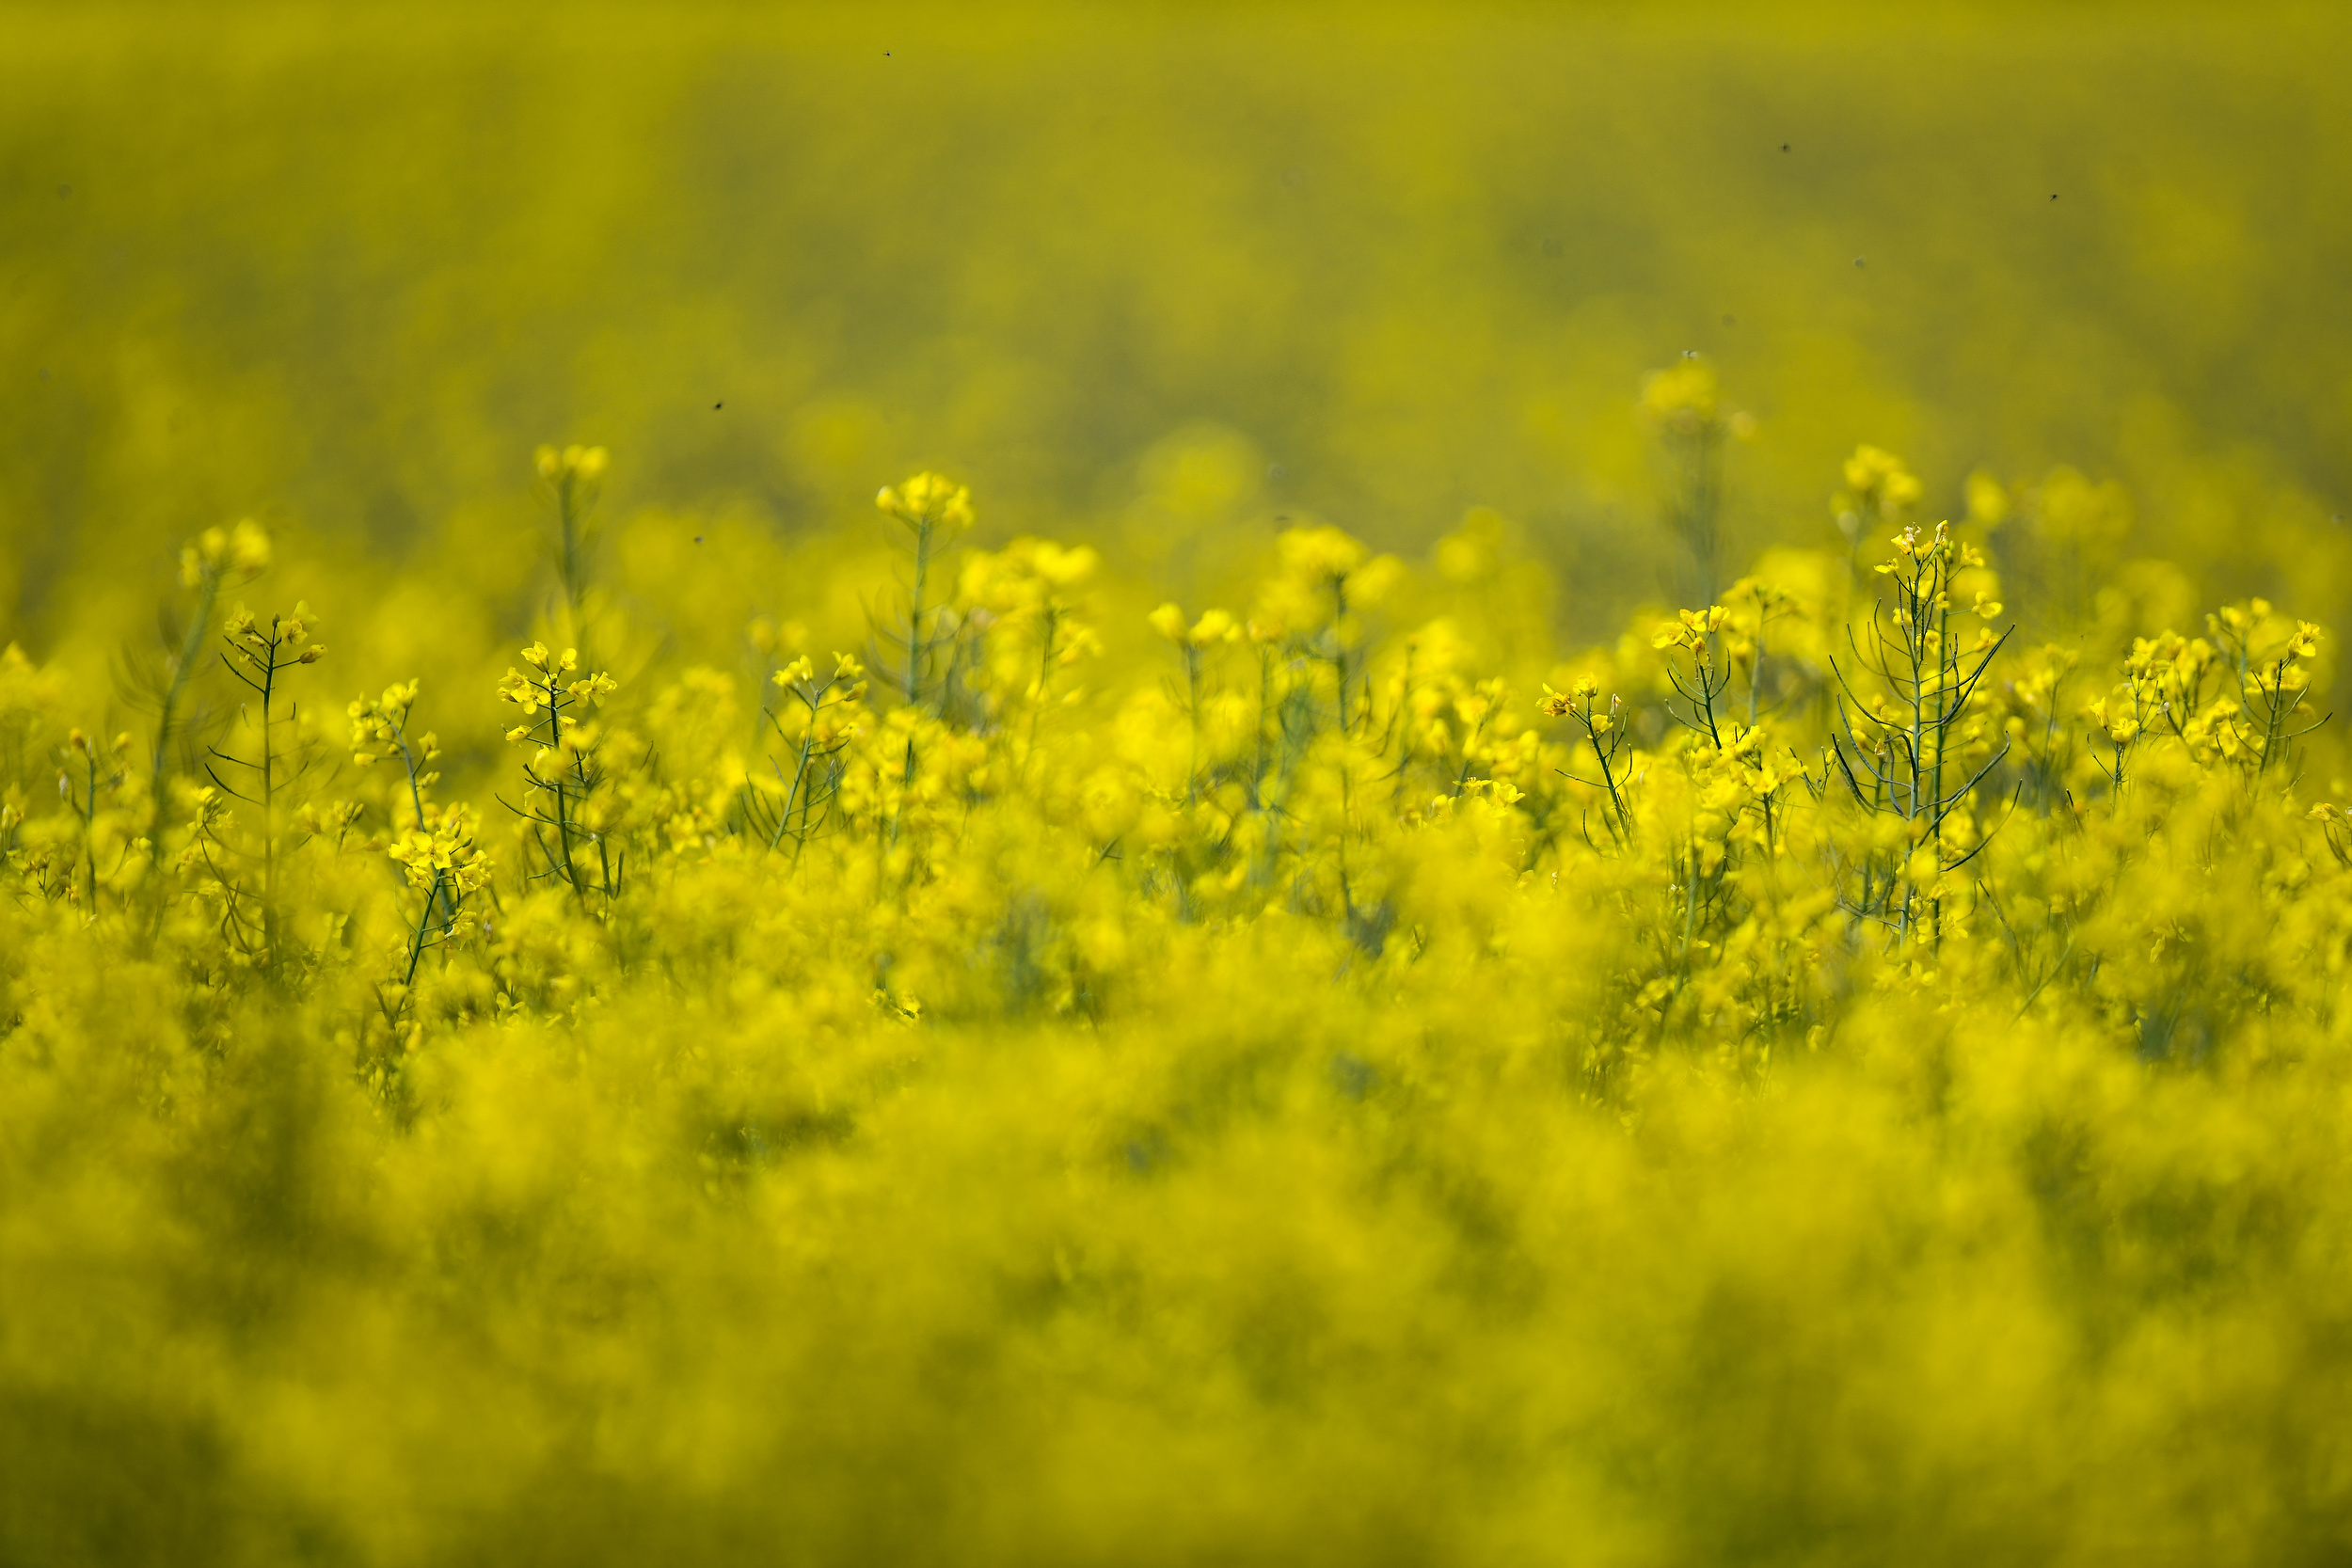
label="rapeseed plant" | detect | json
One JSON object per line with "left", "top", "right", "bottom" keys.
{"left": 498, "top": 641, "right": 621, "bottom": 904}
{"left": 183, "top": 600, "right": 327, "bottom": 971}
{"left": 16, "top": 12, "right": 2352, "bottom": 1550}
{"left": 537, "top": 443, "right": 611, "bottom": 654}
{"left": 8, "top": 402, "right": 2352, "bottom": 1564}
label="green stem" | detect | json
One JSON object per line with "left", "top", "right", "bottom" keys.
{"left": 151, "top": 570, "right": 220, "bottom": 828}
{"left": 543, "top": 680, "right": 585, "bottom": 900}
{"left": 81, "top": 752, "right": 100, "bottom": 912}
{"left": 404, "top": 869, "right": 447, "bottom": 989}
{"left": 259, "top": 628, "right": 281, "bottom": 963}
{"left": 1184, "top": 645, "right": 1201, "bottom": 805}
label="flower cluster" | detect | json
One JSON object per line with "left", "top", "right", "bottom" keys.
{"left": 6, "top": 432, "right": 2352, "bottom": 1566}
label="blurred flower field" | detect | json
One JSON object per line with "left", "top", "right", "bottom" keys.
{"left": 8, "top": 3, "right": 2352, "bottom": 1564}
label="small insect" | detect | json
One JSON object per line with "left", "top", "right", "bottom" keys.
{"left": 713, "top": 402, "right": 723, "bottom": 410}
{"left": 694, "top": 535, "right": 705, "bottom": 545}
{"left": 2050, "top": 194, "right": 2058, "bottom": 201}
{"left": 1780, "top": 143, "right": 1790, "bottom": 152}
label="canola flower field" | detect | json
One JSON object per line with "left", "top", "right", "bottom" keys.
{"left": 10, "top": 5, "right": 2352, "bottom": 1565}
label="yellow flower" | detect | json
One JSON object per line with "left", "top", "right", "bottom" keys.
{"left": 1964, "top": 469, "right": 2010, "bottom": 529}
{"left": 536, "top": 443, "right": 609, "bottom": 483}
{"left": 1637, "top": 356, "right": 1720, "bottom": 434}
{"left": 876, "top": 471, "right": 976, "bottom": 533}
{"left": 1843, "top": 445, "right": 1923, "bottom": 511}
{"left": 1277, "top": 525, "right": 1368, "bottom": 583}
{"left": 1189, "top": 609, "right": 1237, "bottom": 644}
{"left": 179, "top": 517, "right": 274, "bottom": 588}
{"left": 569, "top": 672, "right": 619, "bottom": 706}
{"left": 496, "top": 670, "right": 541, "bottom": 708}
{"left": 1032, "top": 541, "right": 1098, "bottom": 587}
{"left": 1654, "top": 605, "right": 1729, "bottom": 652}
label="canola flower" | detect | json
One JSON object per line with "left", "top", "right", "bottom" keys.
{"left": 6, "top": 419, "right": 2352, "bottom": 1565}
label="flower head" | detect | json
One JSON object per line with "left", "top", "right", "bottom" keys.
{"left": 180, "top": 518, "right": 273, "bottom": 588}
{"left": 535, "top": 444, "right": 610, "bottom": 484}
{"left": 877, "top": 472, "right": 975, "bottom": 534}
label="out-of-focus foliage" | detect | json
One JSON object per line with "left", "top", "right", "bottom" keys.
{"left": 9, "top": 3, "right": 2352, "bottom": 1564}
{"left": 10, "top": 1, "right": 2352, "bottom": 652}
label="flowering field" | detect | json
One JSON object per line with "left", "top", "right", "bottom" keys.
{"left": 8, "top": 5, "right": 2352, "bottom": 1564}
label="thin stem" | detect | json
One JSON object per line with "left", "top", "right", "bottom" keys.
{"left": 259, "top": 626, "right": 280, "bottom": 961}
{"left": 151, "top": 570, "right": 220, "bottom": 827}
